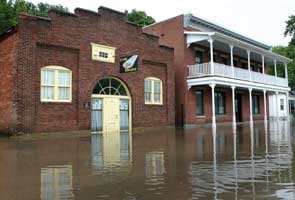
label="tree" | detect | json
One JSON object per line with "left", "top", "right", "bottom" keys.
{"left": 284, "top": 15, "right": 295, "bottom": 46}
{"left": 272, "top": 46, "right": 295, "bottom": 88}
{"left": 0, "top": 0, "right": 68, "bottom": 34}
{"left": 127, "top": 9, "right": 155, "bottom": 27}
{"left": 271, "top": 15, "right": 295, "bottom": 89}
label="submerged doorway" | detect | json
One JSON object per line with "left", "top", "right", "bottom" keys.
{"left": 91, "top": 77, "right": 131, "bottom": 132}
{"left": 235, "top": 93, "right": 242, "bottom": 122}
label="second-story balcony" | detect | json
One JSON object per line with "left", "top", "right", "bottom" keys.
{"left": 188, "top": 62, "right": 288, "bottom": 87}
{"left": 185, "top": 31, "right": 291, "bottom": 90}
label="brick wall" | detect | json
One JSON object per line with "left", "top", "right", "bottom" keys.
{"left": 0, "top": 30, "right": 18, "bottom": 133}
{"left": 5, "top": 7, "right": 175, "bottom": 133}
{"left": 144, "top": 15, "right": 186, "bottom": 126}
{"left": 186, "top": 86, "right": 266, "bottom": 124}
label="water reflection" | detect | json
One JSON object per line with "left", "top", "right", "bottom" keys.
{"left": 91, "top": 131, "right": 132, "bottom": 175}
{"left": 1, "top": 121, "right": 295, "bottom": 199}
{"left": 41, "top": 165, "right": 74, "bottom": 200}
{"left": 188, "top": 120, "right": 294, "bottom": 199}
{"left": 145, "top": 151, "right": 166, "bottom": 195}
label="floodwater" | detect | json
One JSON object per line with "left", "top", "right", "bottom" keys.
{"left": 0, "top": 121, "right": 295, "bottom": 200}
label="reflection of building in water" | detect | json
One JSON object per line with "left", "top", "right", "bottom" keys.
{"left": 269, "top": 120, "right": 291, "bottom": 148}
{"left": 145, "top": 151, "right": 165, "bottom": 177}
{"left": 91, "top": 134, "right": 104, "bottom": 169}
{"left": 91, "top": 131, "right": 131, "bottom": 172}
{"left": 196, "top": 135, "right": 205, "bottom": 158}
{"left": 145, "top": 151, "right": 166, "bottom": 190}
{"left": 189, "top": 123, "right": 293, "bottom": 199}
{"left": 41, "top": 165, "right": 74, "bottom": 200}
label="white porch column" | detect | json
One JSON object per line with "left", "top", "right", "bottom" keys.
{"left": 263, "top": 89, "right": 267, "bottom": 123}
{"left": 249, "top": 88, "right": 253, "bottom": 124}
{"left": 286, "top": 92, "right": 290, "bottom": 120}
{"left": 247, "top": 50, "right": 251, "bottom": 80}
{"left": 262, "top": 55, "right": 265, "bottom": 74}
{"left": 210, "top": 83, "right": 216, "bottom": 128}
{"left": 232, "top": 86, "right": 236, "bottom": 127}
{"left": 284, "top": 62, "right": 288, "bottom": 79}
{"left": 230, "top": 45, "right": 234, "bottom": 77}
{"left": 274, "top": 59, "right": 277, "bottom": 82}
{"left": 262, "top": 55, "right": 265, "bottom": 83}
{"left": 208, "top": 38, "right": 214, "bottom": 75}
{"left": 275, "top": 91, "right": 279, "bottom": 119}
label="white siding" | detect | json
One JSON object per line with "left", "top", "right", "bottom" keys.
{"left": 268, "top": 93, "right": 288, "bottom": 117}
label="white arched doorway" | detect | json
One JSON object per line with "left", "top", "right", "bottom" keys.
{"left": 91, "top": 77, "right": 131, "bottom": 132}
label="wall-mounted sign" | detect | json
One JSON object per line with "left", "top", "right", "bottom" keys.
{"left": 120, "top": 55, "right": 138, "bottom": 73}
{"left": 91, "top": 43, "right": 116, "bottom": 63}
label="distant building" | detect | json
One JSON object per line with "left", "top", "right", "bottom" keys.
{"left": 144, "top": 14, "right": 291, "bottom": 127}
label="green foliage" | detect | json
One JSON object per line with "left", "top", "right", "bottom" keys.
{"left": 284, "top": 15, "right": 295, "bottom": 46}
{"left": 127, "top": 9, "right": 155, "bottom": 27}
{"left": 270, "top": 15, "right": 295, "bottom": 89}
{"left": 272, "top": 46, "right": 295, "bottom": 88}
{"left": 0, "top": 0, "right": 68, "bottom": 34}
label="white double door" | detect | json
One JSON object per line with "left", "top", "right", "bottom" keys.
{"left": 103, "top": 97, "right": 120, "bottom": 132}
{"left": 91, "top": 96, "right": 129, "bottom": 132}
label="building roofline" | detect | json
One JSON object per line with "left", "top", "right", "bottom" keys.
{"left": 0, "top": 26, "right": 17, "bottom": 41}
{"left": 98, "top": 6, "right": 126, "bottom": 16}
{"left": 185, "top": 14, "right": 272, "bottom": 50}
{"left": 75, "top": 7, "right": 98, "bottom": 15}
{"left": 19, "top": 12, "right": 51, "bottom": 21}
{"left": 143, "top": 14, "right": 183, "bottom": 29}
{"left": 48, "top": 8, "right": 77, "bottom": 17}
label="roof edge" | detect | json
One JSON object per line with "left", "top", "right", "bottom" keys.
{"left": 143, "top": 14, "right": 183, "bottom": 29}
{"left": 187, "top": 14, "right": 272, "bottom": 50}
{"left": 0, "top": 26, "right": 17, "bottom": 41}
{"left": 185, "top": 31, "right": 292, "bottom": 63}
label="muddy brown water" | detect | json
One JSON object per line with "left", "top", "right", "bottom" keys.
{"left": 0, "top": 121, "right": 294, "bottom": 199}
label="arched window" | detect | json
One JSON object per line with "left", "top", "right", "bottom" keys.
{"left": 144, "top": 77, "right": 163, "bottom": 105}
{"left": 41, "top": 66, "right": 72, "bottom": 102}
{"left": 93, "top": 78, "right": 128, "bottom": 96}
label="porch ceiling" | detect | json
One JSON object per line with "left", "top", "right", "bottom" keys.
{"left": 187, "top": 76, "right": 290, "bottom": 92}
{"left": 185, "top": 31, "right": 292, "bottom": 64}
{"left": 195, "top": 40, "right": 267, "bottom": 64}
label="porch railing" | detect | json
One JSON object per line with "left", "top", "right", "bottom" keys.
{"left": 188, "top": 62, "right": 289, "bottom": 87}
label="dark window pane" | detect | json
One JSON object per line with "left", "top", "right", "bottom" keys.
{"left": 196, "top": 90, "right": 204, "bottom": 115}
{"left": 221, "top": 57, "right": 228, "bottom": 65}
{"left": 213, "top": 54, "right": 217, "bottom": 62}
{"left": 280, "top": 99, "right": 284, "bottom": 111}
{"left": 233, "top": 60, "right": 238, "bottom": 67}
{"left": 252, "top": 95, "right": 260, "bottom": 114}
{"left": 196, "top": 51, "right": 203, "bottom": 64}
{"left": 110, "top": 87, "right": 117, "bottom": 95}
{"left": 215, "top": 91, "right": 225, "bottom": 115}
{"left": 241, "top": 62, "right": 247, "bottom": 69}
{"left": 111, "top": 78, "right": 121, "bottom": 89}
{"left": 118, "top": 86, "right": 127, "bottom": 96}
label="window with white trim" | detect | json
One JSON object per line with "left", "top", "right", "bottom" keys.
{"left": 280, "top": 99, "right": 284, "bottom": 111}
{"left": 144, "top": 77, "right": 163, "bottom": 105}
{"left": 41, "top": 66, "right": 72, "bottom": 102}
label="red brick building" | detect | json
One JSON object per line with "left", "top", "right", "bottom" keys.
{"left": 144, "top": 14, "right": 291, "bottom": 127}
{"left": 0, "top": 7, "right": 175, "bottom": 134}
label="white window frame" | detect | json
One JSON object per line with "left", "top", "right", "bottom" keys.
{"left": 144, "top": 77, "right": 163, "bottom": 105}
{"left": 280, "top": 98, "right": 284, "bottom": 111}
{"left": 40, "top": 66, "right": 72, "bottom": 102}
{"left": 91, "top": 43, "right": 116, "bottom": 63}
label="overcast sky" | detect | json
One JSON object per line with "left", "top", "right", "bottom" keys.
{"left": 30, "top": 0, "right": 295, "bottom": 46}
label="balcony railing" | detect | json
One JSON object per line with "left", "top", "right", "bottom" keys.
{"left": 188, "top": 62, "right": 289, "bottom": 87}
